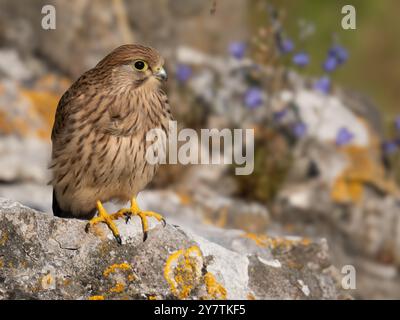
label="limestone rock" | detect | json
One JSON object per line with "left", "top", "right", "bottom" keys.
{"left": 0, "top": 197, "right": 341, "bottom": 300}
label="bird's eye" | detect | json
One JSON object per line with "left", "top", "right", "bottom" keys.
{"left": 133, "top": 60, "right": 148, "bottom": 72}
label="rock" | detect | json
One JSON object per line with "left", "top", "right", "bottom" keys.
{"left": 0, "top": 0, "right": 248, "bottom": 78}
{"left": 275, "top": 137, "right": 400, "bottom": 299}
{"left": 0, "top": 197, "right": 342, "bottom": 300}
{"left": 0, "top": 182, "right": 52, "bottom": 213}
{"left": 293, "top": 89, "right": 369, "bottom": 147}
{"left": 0, "top": 69, "right": 69, "bottom": 184}
{"left": 0, "top": 50, "right": 33, "bottom": 81}
{"left": 138, "top": 190, "right": 270, "bottom": 234}
{"left": 0, "top": 136, "right": 50, "bottom": 184}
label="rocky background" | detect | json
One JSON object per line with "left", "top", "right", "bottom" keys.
{"left": 1, "top": 0, "right": 400, "bottom": 299}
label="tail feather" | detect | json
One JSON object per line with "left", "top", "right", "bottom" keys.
{"left": 52, "top": 189, "right": 73, "bottom": 218}
{"left": 52, "top": 189, "right": 96, "bottom": 219}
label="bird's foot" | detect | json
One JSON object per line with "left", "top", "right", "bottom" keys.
{"left": 117, "top": 198, "right": 166, "bottom": 241}
{"left": 85, "top": 200, "right": 125, "bottom": 245}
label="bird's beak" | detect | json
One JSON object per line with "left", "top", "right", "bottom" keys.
{"left": 154, "top": 67, "right": 168, "bottom": 81}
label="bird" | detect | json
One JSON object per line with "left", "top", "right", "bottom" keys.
{"left": 49, "top": 44, "right": 173, "bottom": 244}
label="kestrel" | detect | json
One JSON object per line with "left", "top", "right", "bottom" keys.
{"left": 50, "top": 44, "right": 173, "bottom": 244}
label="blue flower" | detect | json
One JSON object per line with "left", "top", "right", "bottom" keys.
{"left": 273, "top": 109, "right": 288, "bottom": 122}
{"left": 244, "top": 88, "right": 263, "bottom": 109}
{"left": 280, "top": 38, "right": 294, "bottom": 54}
{"left": 336, "top": 127, "right": 354, "bottom": 146}
{"left": 292, "top": 52, "right": 310, "bottom": 67}
{"left": 292, "top": 122, "right": 307, "bottom": 138}
{"left": 313, "top": 76, "right": 331, "bottom": 94}
{"left": 329, "top": 45, "right": 349, "bottom": 65}
{"left": 176, "top": 64, "right": 192, "bottom": 83}
{"left": 323, "top": 56, "right": 338, "bottom": 73}
{"left": 382, "top": 141, "right": 398, "bottom": 155}
{"left": 229, "top": 42, "right": 246, "bottom": 59}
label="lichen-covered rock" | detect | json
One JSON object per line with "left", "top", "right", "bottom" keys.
{"left": 275, "top": 137, "right": 400, "bottom": 299}
{"left": 0, "top": 197, "right": 342, "bottom": 300}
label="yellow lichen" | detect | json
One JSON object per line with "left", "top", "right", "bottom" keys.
{"left": 63, "top": 279, "right": 71, "bottom": 286}
{"left": 0, "top": 111, "right": 13, "bottom": 135}
{"left": 300, "top": 238, "right": 312, "bottom": 246}
{"left": 164, "top": 246, "right": 203, "bottom": 299}
{"left": 127, "top": 274, "right": 136, "bottom": 282}
{"left": 103, "top": 263, "right": 131, "bottom": 277}
{"left": 247, "top": 293, "right": 256, "bottom": 300}
{"left": 109, "top": 282, "right": 125, "bottom": 293}
{"left": 21, "top": 89, "right": 60, "bottom": 139}
{"left": 241, "top": 233, "right": 268, "bottom": 247}
{"left": 241, "top": 233, "right": 312, "bottom": 250}
{"left": 332, "top": 144, "right": 400, "bottom": 204}
{"left": 148, "top": 295, "right": 157, "bottom": 300}
{"left": 0, "top": 231, "right": 8, "bottom": 246}
{"left": 177, "top": 192, "right": 192, "bottom": 206}
{"left": 89, "top": 295, "right": 105, "bottom": 300}
{"left": 101, "top": 262, "right": 135, "bottom": 297}
{"left": 41, "top": 274, "right": 54, "bottom": 290}
{"left": 203, "top": 272, "right": 227, "bottom": 300}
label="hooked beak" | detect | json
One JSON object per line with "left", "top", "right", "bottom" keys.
{"left": 154, "top": 67, "right": 168, "bottom": 81}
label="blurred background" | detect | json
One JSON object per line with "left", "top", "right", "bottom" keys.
{"left": 0, "top": 0, "right": 399, "bottom": 299}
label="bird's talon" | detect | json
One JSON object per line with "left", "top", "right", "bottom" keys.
{"left": 85, "top": 198, "right": 165, "bottom": 244}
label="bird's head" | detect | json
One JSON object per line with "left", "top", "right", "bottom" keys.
{"left": 95, "top": 44, "right": 167, "bottom": 89}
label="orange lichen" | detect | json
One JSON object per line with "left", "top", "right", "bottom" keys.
{"left": 0, "top": 74, "right": 72, "bottom": 139}
{"left": 109, "top": 282, "right": 125, "bottom": 293}
{"left": 247, "top": 293, "right": 256, "bottom": 300}
{"left": 127, "top": 274, "right": 136, "bottom": 282}
{"left": 203, "top": 272, "right": 227, "bottom": 300}
{"left": 331, "top": 145, "right": 399, "bottom": 203}
{"left": 300, "top": 238, "right": 312, "bottom": 246}
{"left": 63, "top": 279, "right": 71, "bottom": 286}
{"left": 103, "top": 263, "right": 131, "bottom": 277}
{"left": 21, "top": 89, "right": 60, "bottom": 139}
{"left": 35, "top": 74, "right": 71, "bottom": 92}
{"left": 89, "top": 295, "right": 105, "bottom": 300}
{"left": 177, "top": 192, "right": 192, "bottom": 206}
{"left": 241, "top": 233, "right": 268, "bottom": 247}
{"left": 241, "top": 233, "right": 312, "bottom": 250}
{"left": 0, "top": 111, "right": 13, "bottom": 135}
{"left": 164, "top": 246, "right": 203, "bottom": 299}
{"left": 102, "top": 263, "right": 135, "bottom": 296}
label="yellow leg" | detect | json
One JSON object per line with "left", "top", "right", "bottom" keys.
{"left": 85, "top": 201, "right": 125, "bottom": 244}
{"left": 116, "top": 198, "right": 166, "bottom": 241}
{"left": 85, "top": 198, "right": 166, "bottom": 244}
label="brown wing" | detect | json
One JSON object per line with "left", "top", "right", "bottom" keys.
{"left": 51, "top": 89, "right": 73, "bottom": 142}
{"left": 51, "top": 69, "right": 101, "bottom": 150}
{"left": 51, "top": 70, "right": 92, "bottom": 142}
